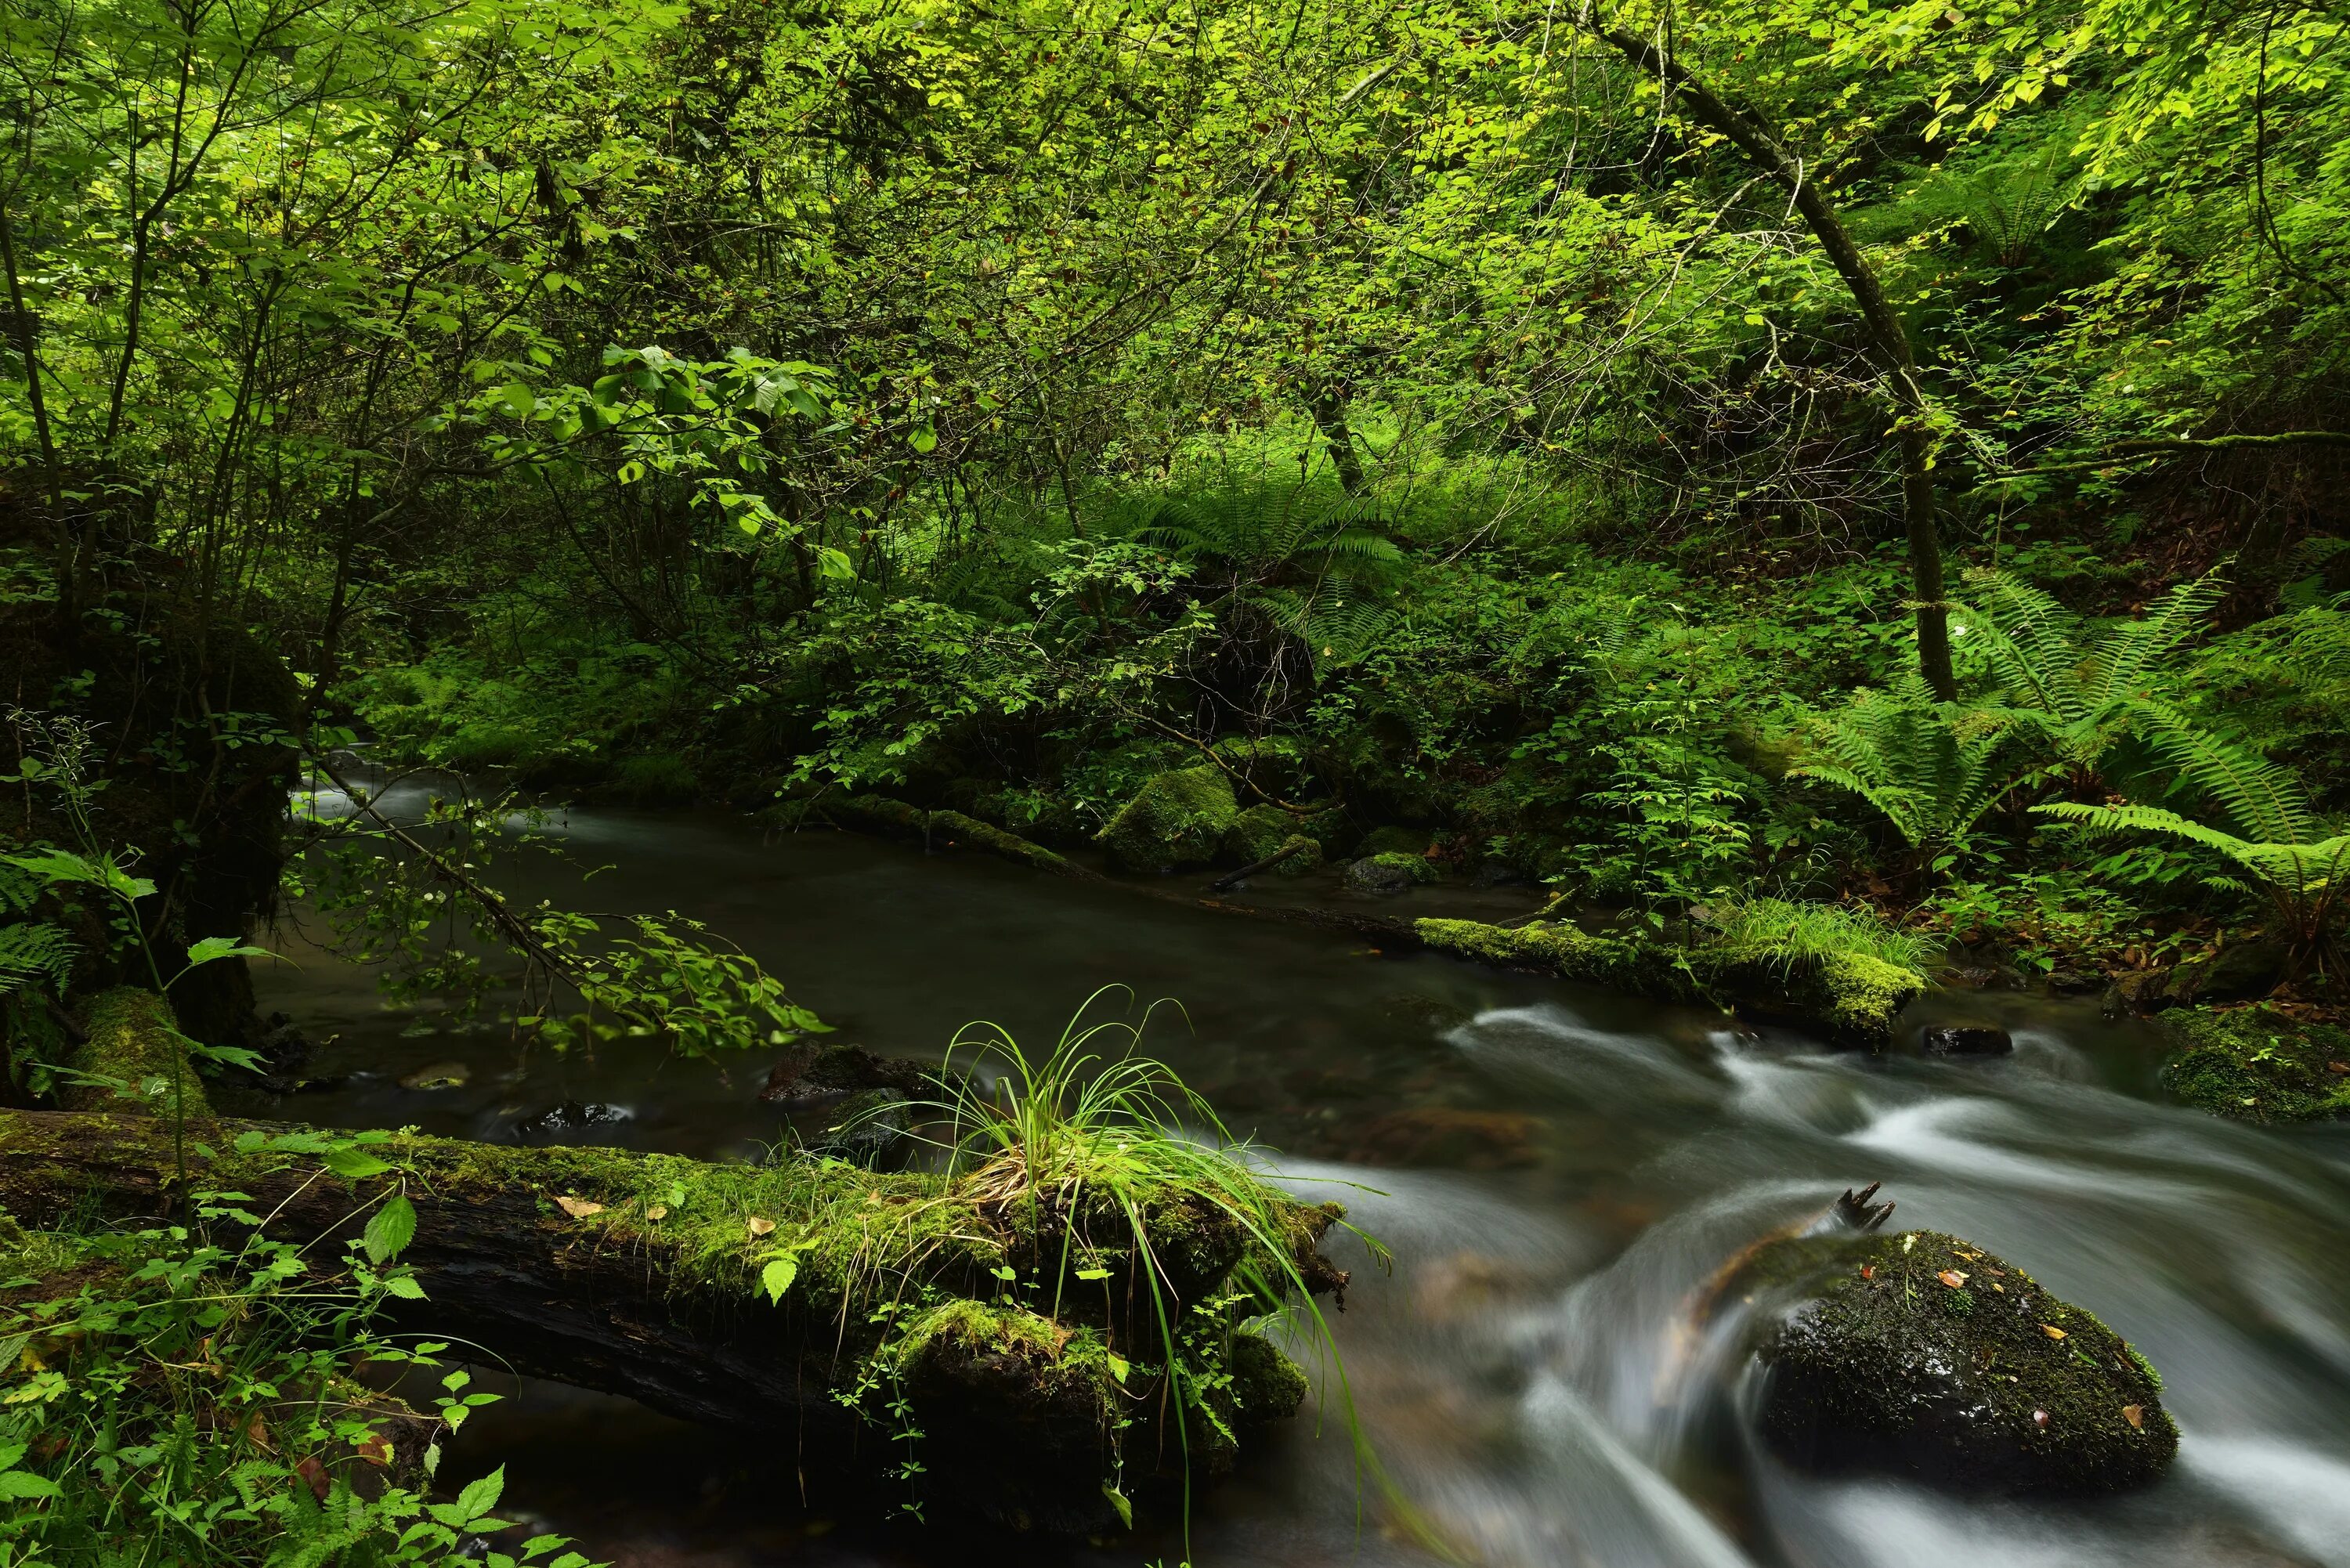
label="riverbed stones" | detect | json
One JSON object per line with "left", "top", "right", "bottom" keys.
{"left": 1097, "top": 767, "right": 1238, "bottom": 874}
{"left": 1920, "top": 1024, "right": 2015, "bottom": 1056}
{"left": 1744, "top": 1228, "right": 2177, "bottom": 1494}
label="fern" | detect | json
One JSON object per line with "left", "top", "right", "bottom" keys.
{"left": 2034, "top": 800, "right": 2350, "bottom": 975}
{"left": 0, "top": 919, "right": 78, "bottom": 999}
{"left": 1959, "top": 568, "right": 2226, "bottom": 765}
{"left": 1790, "top": 681, "right": 2044, "bottom": 855}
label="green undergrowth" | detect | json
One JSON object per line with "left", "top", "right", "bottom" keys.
{"left": 0, "top": 1166, "right": 584, "bottom": 1567}
{"left": 2158, "top": 1007, "right": 2350, "bottom": 1123}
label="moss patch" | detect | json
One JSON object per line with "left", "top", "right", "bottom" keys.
{"left": 2158, "top": 1006, "right": 2350, "bottom": 1122}
{"left": 1097, "top": 768, "right": 1239, "bottom": 874}
{"left": 1221, "top": 805, "right": 1322, "bottom": 873}
{"left": 60, "top": 988, "right": 211, "bottom": 1119}
{"left": 1744, "top": 1229, "right": 2177, "bottom": 1493}
{"left": 1412, "top": 918, "right": 1924, "bottom": 1049}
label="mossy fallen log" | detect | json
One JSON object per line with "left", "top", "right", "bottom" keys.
{"left": 1413, "top": 918, "right": 1923, "bottom": 1049}
{"left": 0, "top": 1109, "right": 1343, "bottom": 1532}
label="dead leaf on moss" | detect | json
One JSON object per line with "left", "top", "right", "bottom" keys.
{"left": 747, "top": 1216, "right": 776, "bottom": 1238}
{"left": 2121, "top": 1404, "right": 2144, "bottom": 1430}
{"left": 646, "top": 1205, "right": 668, "bottom": 1221}
{"left": 2041, "top": 1324, "right": 2067, "bottom": 1340}
{"left": 555, "top": 1195, "right": 605, "bottom": 1219}
{"left": 1937, "top": 1270, "right": 1970, "bottom": 1288}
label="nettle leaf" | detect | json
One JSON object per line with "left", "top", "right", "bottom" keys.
{"left": 324, "top": 1146, "right": 396, "bottom": 1180}
{"left": 364, "top": 1194, "right": 418, "bottom": 1263}
{"left": 759, "top": 1255, "right": 798, "bottom": 1303}
{"left": 186, "top": 935, "right": 272, "bottom": 966}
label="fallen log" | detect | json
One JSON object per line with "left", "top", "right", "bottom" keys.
{"left": 0, "top": 1104, "right": 1345, "bottom": 1533}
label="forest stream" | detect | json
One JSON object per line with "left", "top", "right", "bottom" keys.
{"left": 251, "top": 785, "right": 2350, "bottom": 1568}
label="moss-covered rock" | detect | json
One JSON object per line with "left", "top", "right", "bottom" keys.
{"left": 1221, "top": 804, "right": 1322, "bottom": 873}
{"left": 1411, "top": 918, "right": 1924, "bottom": 1049}
{"left": 1359, "top": 825, "right": 1434, "bottom": 858}
{"left": 1741, "top": 1229, "right": 2176, "bottom": 1494}
{"left": 59, "top": 988, "right": 210, "bottom": 1119}
{"left": 2157, "top": 1006, "right": 2350, "bottom": 1122}
{"left": 1346, "top": 851, "right": 1434, "bottom": 896}
{"left": 1097, "top": 768, "right": 1239, "bottom": 874}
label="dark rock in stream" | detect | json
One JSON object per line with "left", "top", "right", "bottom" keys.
{"left": 758, "top": 1043, "right": 937, "bottom": 1106}
{"left": 515, "top": 1100, "right": 631, "bottom": 1138}
{"left": 1344, "top": 1107, "right": 1540, "bottom": 1169}
{"left": 1739, "top": 1228, "right": 2177, "bottom": 1494}
{"left": 1920, "top": 1024, "right": 2014, "bottom": 1057}
{"left": 804, "top": 1087, "right": 913, "bottom": 1168}
{"left": 1343, "top": 854, "right": 1427, "bottom": 897}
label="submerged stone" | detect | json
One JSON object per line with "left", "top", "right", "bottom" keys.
{"left": 1743, "top": 1228, "right": 2176, "bottom": 1494}
{"left": 397, "top": 1060, "right": 471, "bottom": 1090}
{"left": 1097, "top": 767, "right": 1239, "bottom": 874}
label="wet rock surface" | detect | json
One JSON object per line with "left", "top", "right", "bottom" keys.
{"left": 516, "top": 1100, "right": 632, "bottom": 1138}
{"left": 1344, "top": 853, "right": 1430, "bottom": 897}
{"left": 757, "top": 1043, "right": 937, "bottom": 1106}
{"left": 1741, "top": 1228, "right": 2177, "bottom": 1494}
{"left": 1921, "top": 1024, "right": 2015, "bottom": 1057}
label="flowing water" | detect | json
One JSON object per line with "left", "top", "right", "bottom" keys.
{"left": 257, "top": 786, "right": 2350, "bottom": 1568}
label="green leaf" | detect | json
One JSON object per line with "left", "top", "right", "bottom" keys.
{"left": 759, "top": 1255, "right": 798, "bottom": 1303}
{"left": 324, "top": 1146, "right": 396, "bottom": 1180}
{"left": 383, "top": 1275, "right": 428, "bottom": 1300}
{"left": 0, "top": 1471, "right": 60, "bottom": 1500}
{"left": 365, "top": 1194, "right": 418, "bottom": 1263}
{"left": 1101, "top": 1482, "right": 1133, "bottom": 1528}
{"left": 186, "top": 935, "right": 271, "bottom": 966}
{"left": 909, "top": 422, "right": 938, "bottom": 453}
{"left": 1074, "top": 1266, "right": 1112, "bottom": 1281}
{"left": 456, "top": 1465, "right": 505, "bottom": 1523}
{"left": 499, "top": 382, "right": 536, "bottom": 417}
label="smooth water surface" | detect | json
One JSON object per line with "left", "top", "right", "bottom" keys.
{"left": 256, "top": 788, "right": 2350, "bottom": 1568}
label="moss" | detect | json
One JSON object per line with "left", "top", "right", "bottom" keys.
{"left": 60, "top": 988, "right": 211, "bottom": 1119}
{"left": 1744, "top": 1229, "right": 2177, "bottom": 1494}
{"left": 2157, "top": 1006, "right": 2350, "bottom": 1122}
{"left": 1097, "top": 768, "right": 1239, "bottom": 874}
{"left": 1360, "top": 825, "right": 1433, "bottom": 858}
{"left": 1412, "top": 918, "right": 1922, "bottom": 1049}
{"left": 1227, "top": 1328, "right": 1308, "bottom": 1422}
{"left": 1223, "top": 804, "right": 1305, "bottom": 865}
{"left": 606, "top": 753, "right": 700, "bottom": 804}
{"left": 1365, "top": 851, "right": 1436, "bottom": 884}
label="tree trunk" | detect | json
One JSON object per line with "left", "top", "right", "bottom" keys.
{"left": 1304, "top": 383, "right": 1368, "bottom": 496}
{"left": 1586, "top": 18, "right": 1958, "bottom": 700}
{"left": 0, "top": 1107, "right": 1340, "bottom": 1532}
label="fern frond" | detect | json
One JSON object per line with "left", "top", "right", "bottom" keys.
{"left": 0, "top": 920, "right": 78, "bottom": 999}
{"left": 2082, "top": 573, "right": 2226, "bottom": 705}
{"left": 2136, "top": 710, "right": 2321, "bottom": 844}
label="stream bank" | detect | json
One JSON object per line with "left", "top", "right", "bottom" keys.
{"left": 244, "top": 802, "right": 2350, "bottom": 1568}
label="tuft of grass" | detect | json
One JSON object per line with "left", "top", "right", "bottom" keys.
{"left": 875, "top": 987, "right": 1391, "bottom": 1533}
{"left": 1711, "top": 896, "right": 1935, "bottom": 978}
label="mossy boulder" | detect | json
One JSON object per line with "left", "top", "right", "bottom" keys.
{"left": 1221, "top": 804, "right": 1323, "bottom": 873}
{"left": 1412, "top": 918, "right": 1923, "bottom": 1050}
{"left": 1744, "top": 1229, "right": 2177, "bottom": 1494}
{"left": 1097, "top": 768, "right": 1239, "bottom": 874}
{"left": 1358, "top": 825, "right": 1434, "bottom": 858}
{"left": 1347, "top": 851, "right": 1435, "bottom": 896}
{"left": 58, "top": 988, "right": 210, "bottom": 1119}
{"left": 2158, "top": 1006, "right": 2350, "bottom": 1122}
